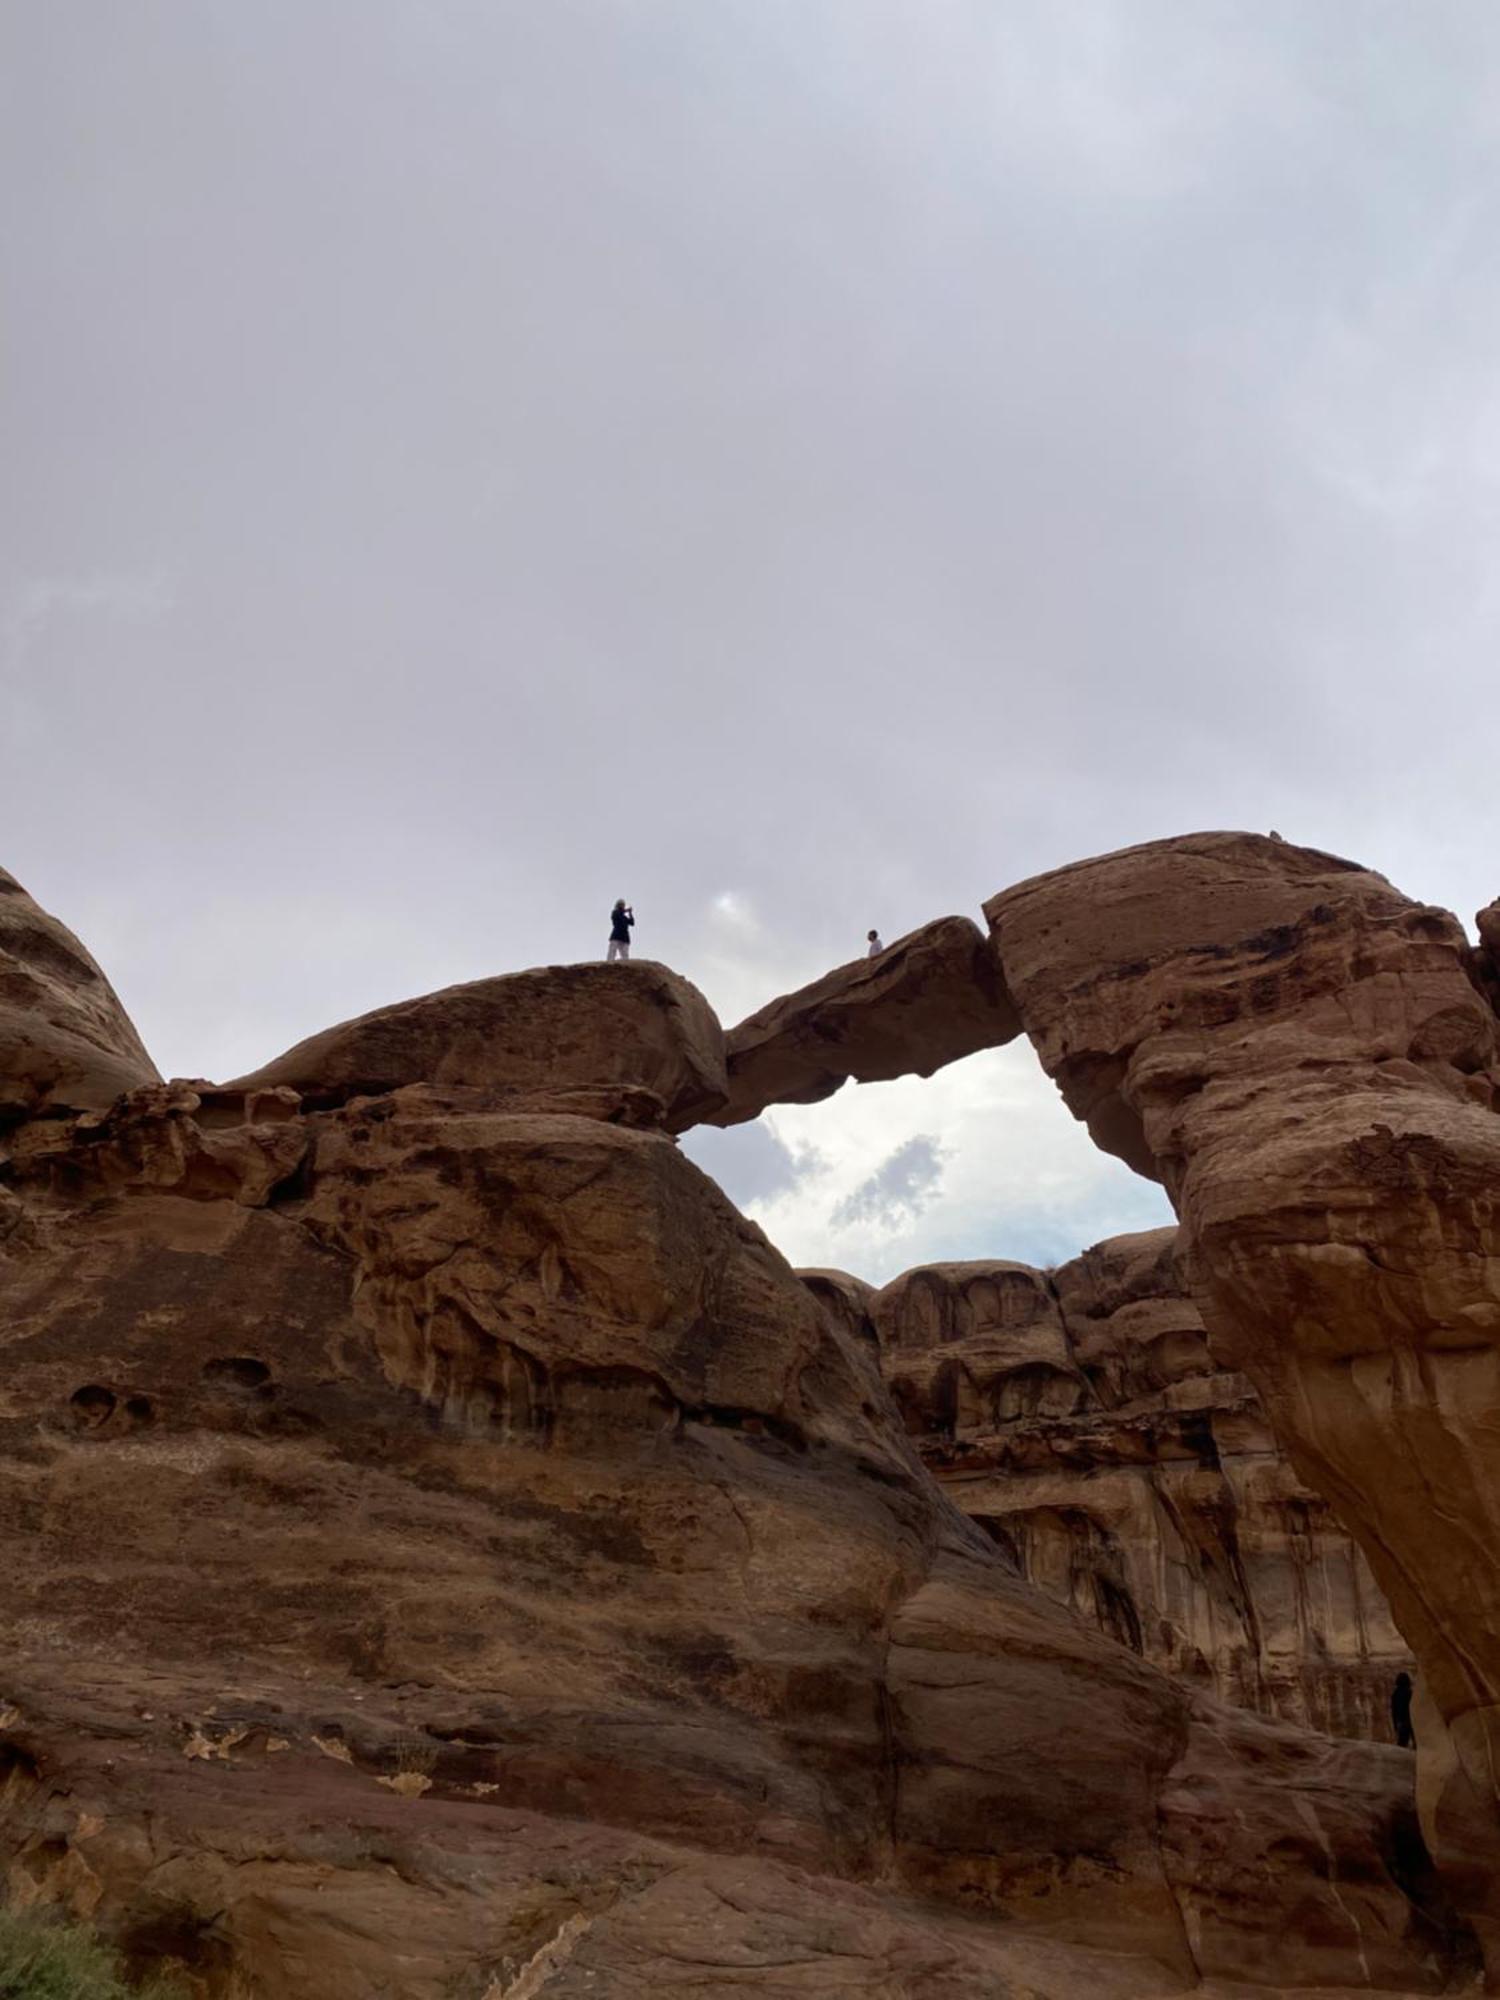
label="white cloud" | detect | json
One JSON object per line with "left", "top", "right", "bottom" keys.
{"left": 680, "top": 1119, "right": 824, "bottom": 1209}
{"left": 4, "top": 571, "right": 176, "bottom": 670}
{"left": 710, "top": 889, "right": 757, "bottom": 931}
{"left": 683, "top": 1045, "right": 1173, "bottom": 1286}
{"left": 830, "top": 1133, "right": 946, "bottom": 1230}
{"left": 2, "top": 571, "right": 177, "bottom": 751}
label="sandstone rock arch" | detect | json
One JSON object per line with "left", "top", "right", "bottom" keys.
{"left": 986, "top": 832, "right": 1500, "bottom": 1961}
{"left": 715, "top": 829, "right": 1500, "bottom": 1963}
{"left": 0, "top": 853, "right": 1493, "bottom": 1992}
{"left": 704, "top": 914, "right": 1019, "bottom": 1127}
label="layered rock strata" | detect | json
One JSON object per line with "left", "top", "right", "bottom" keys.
{"left": 0, "top": 1084, "right": 1284, "bottom": 1994}
{"left": 228, "top": 959, "right": 728, "bottom": 1132}
{"left": 861, "top": 1230, "right": 1412, "bottom": 1742}
{"left": 985, "top": 833, "right": 1500, "bottom": 1963}
{"left": 0, "top": 877, "right": 1471, "bottom": 1994}
{"left": 0, "top": 868, "right": 159, "bottom": 1122}
{"left": 708, "top": 916, "right": 1018, "bottom": 1127}
{"left": 668, "top": 833, "right": 1500, "bottom": 1967}
{"left": 795, "top": 1266, "right": 878, "bottom": 1354}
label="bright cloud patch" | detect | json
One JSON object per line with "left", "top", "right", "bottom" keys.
{"left": 830, "top": 1135, "right": 946, "bottom": 1230}
{"left": 680, "top": 1120, "right": 823, "bottom": 1208}
{"left": 682, "top": 1044, "right": 1173, "bottom": 1286}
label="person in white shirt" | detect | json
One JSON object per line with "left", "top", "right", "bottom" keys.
{"left": 866, "top": 929, "right": 885, "bottom": 958}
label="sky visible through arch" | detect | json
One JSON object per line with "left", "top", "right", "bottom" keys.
{"left": 6, "top": 3, "right": 1500, "bottom": 1285}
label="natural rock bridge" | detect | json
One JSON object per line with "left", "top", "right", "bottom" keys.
{"left": 2, "top": 831, "right": 1497, "bottom": 1993}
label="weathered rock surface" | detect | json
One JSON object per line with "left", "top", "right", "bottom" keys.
{"left": 708, "top": 916, "right": 1018, "bottom": 1127}
{"left": 226, "top": 959, "right": 729, "bottom": 1132}
{"left": 1161, "top": 1699, "right": 1463, "bottom": 1993}
{"left": 1475, "top": 898, "right": 1500, "bottom": 1012}
{"left": 870, "top": 1230, "right": 1413, "bottom": 1741}
{"left": 0, "top": 882, "right": 1473, "bottom": 1994}
{"left": 0, "top": 868, "right": 159, "bottom": 1121}
{"left": 0, "top": 1089, "right": 1202, "bottom": 1995}
{"left": 795, "top": 1266, "right": 878, "bottom": 1353}
{"left": 987, "top": 832, "right": 1500, "bottom": 1965}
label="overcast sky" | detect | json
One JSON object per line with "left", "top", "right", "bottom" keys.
{"left": 6, "top": 3, "right": 1499, "bottom": 1282}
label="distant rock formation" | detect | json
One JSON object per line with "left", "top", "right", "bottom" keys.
{"left": 794, "top": 1265, "right": 879, "bottom": 1354}
{"left": 0, "top": 867, "right": 158, "bottom": 1121}
{"left": 849, "top": 1228, "right": 1412, "bottom": 1742}
{"left": 0, "top": 871, "right": 1474, "bottom": 1994}
{"left": 707, "top": 915, "right": 1018, "bottom": 1126}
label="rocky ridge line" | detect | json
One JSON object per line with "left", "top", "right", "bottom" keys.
{"left": 0, "top": 868, "right": 160, "bottom": 1122}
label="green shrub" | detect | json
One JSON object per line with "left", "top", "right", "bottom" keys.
{"left": 0, "top": 1904, "right": 183, "bottom": 1999}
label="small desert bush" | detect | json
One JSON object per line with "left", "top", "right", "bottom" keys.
{"left": 0, "top": 1903, "right": 184, "bottom": 1999}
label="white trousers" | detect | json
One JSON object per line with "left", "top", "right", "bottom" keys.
{"left": 607, "top": 939, "right": 631, "bottom": 961}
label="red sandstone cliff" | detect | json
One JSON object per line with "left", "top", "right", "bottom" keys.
{"left": 836, "top": 1229, "right": 1412, "bottom": 1743}
{"left": 0, "top": 862, "right": 1482, "bottom": 1995}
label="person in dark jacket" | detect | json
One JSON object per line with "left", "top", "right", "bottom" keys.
{"left": 1391, "top": 1670, "right": 1415, "bottom": 1749}
{"left": 607, "top": 899, "right": 634, "bottom": 962}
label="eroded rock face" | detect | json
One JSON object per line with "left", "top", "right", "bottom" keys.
{"left": 0, "top": 868, "right": 159, "bottom": 1121}
{"left": 1476, "top": 898, "right": 1500, "bottom": 1012}
{"left": 0, "top": 1085, "right": 1213, "bottom": 1994}
{"left": 795, "top": 1266, "right": 878, "bottom": 1353}
{"left": 871, "top": 1231, "right": 1413, "bottom": 1741}
{"left": 708, "top": 916, "right": 1018, "bottom": 1127}
{"left": 987, "top": 832, "right": 1500, "bottom": 1960}
{"left": 0, "top": 873, "right": 1476, "bottom": 1994}
{"left": 1162, "top": 1700, "right": 1466, "bottom": 1992}
{"left": 227, "top": 959, "right": 728, "bottom": 1132}
{"left": 0, "top": 1115, "right": 1461, "bottom": 1994}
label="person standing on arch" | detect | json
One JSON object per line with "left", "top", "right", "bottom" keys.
{"left": 607, "top": 899, "right": 635, "bottom": 962}
{"left": 866, "top": 928, "right": 885, "bottom": 958}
